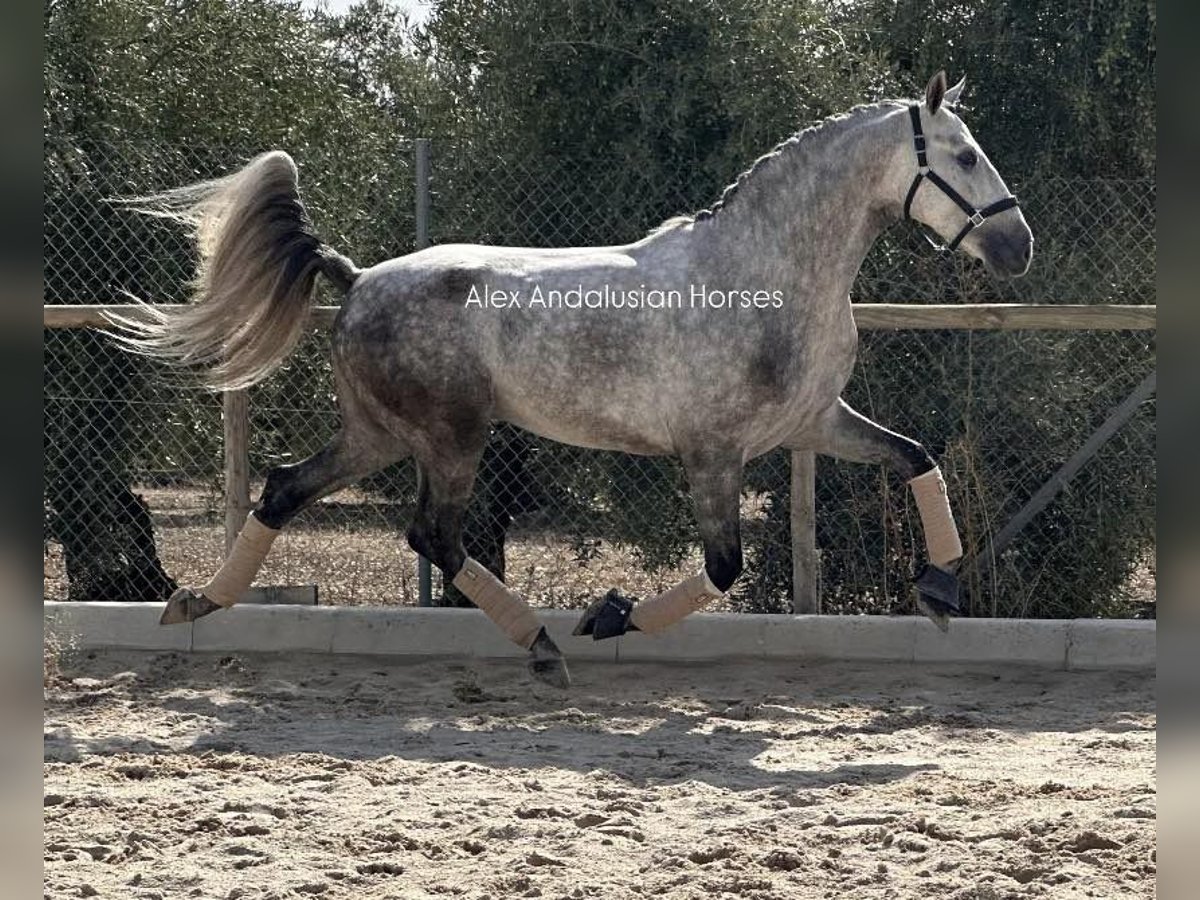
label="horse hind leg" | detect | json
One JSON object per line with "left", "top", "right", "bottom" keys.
{"left": 407, "top": 444, "right": 569, "bottom": 689}
{"left": 161, "top": 431, "right": 398, "bottom": 624}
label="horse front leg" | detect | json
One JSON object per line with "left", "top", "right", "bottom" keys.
{"left": 807, "top": 398, "right": 964, "bottom": 629}
{"left": 574, "top": 451, "right": 743, "bottom": 639}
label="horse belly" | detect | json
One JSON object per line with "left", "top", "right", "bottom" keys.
{"left": 493, "top": 380, "right": 674, "bottom": 455}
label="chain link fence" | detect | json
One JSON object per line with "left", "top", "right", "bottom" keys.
{"left": 43, "top": 138, "right": 1156, "bottom": 617}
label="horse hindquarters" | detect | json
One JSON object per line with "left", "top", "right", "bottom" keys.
{"left": 330, "top": 290, "right": 570, "bottom": 686}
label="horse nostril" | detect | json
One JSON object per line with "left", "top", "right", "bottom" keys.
{"left": 1022, "top": 242, "right": 1032, "bottom": 263}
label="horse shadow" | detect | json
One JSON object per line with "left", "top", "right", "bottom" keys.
{"left": 47, "top": 650, "right": 1154, "bottom": 796}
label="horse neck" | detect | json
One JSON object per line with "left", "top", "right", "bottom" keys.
{"left": 697, "top": 106, "right": 906, "bottom": 300}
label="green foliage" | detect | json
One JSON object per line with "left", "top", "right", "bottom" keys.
{"left": 48, "top": 0, "right": 360, "bottom": 150}
{"left": 839, "top": 0, "right": 1156, "bottom": 177}
{"left": 418, "top": 0, "right": 899, "bottom": 236}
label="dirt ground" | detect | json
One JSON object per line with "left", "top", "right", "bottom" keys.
{"left": 44, "top": 651, "right": 1155, "bottom": 900}
{"left": 44, "top": 648, "right": 1152, "bottom": 900}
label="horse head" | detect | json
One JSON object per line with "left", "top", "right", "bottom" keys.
{"left": 902, "top": 71, "right": 1034, "bottom": 279}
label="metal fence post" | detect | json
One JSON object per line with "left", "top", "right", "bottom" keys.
{"left": 790, "top": 450, "right": 819, "bottom": 613}
{"left": 414, "top": 138, "right": 434, "bottom": 606}
{"left": 223, "top": 389, "right": 251, "bottom": 556}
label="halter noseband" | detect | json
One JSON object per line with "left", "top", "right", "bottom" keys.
{"left": 903, "top": 104, "right": 1019, "bottom": 251}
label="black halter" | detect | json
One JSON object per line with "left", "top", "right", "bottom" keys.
{"left": 903, "top": 104, "right": 1019, "bottom": 251}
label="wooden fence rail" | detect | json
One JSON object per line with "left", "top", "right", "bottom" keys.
{"left": 44, "top": 302, "right": 1157, "bottom": 612}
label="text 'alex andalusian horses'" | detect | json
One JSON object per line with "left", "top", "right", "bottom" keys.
{"left": 112, "top": 72, "right": 1032, "bottom": 687}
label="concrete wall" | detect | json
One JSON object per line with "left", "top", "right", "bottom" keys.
{"left": 44, "top": 602, "right": 1155, "bottom": 670}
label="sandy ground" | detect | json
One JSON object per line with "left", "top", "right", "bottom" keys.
{"left": 44, "top": 651, "right": 1155, "bottom": 900}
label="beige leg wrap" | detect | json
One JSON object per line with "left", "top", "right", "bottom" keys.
{"left": 201, "top": 513, "right": 280, "bottom": 607}
{"left": 909, "top": 467, "right": 963, "bottom": 568}
{"left": 630, "top": 571, "right": 724, "bottom": 635}
{"left": 452, "top": 558, "right": 543, "bottom": 649}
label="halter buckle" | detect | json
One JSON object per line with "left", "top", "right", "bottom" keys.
{"left": 969, "top": 210, "right": 985, "bottom": 227}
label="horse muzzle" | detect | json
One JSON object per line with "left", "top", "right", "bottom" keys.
{"left": 980, "top": 227, "right": 1033, "bottom": 279}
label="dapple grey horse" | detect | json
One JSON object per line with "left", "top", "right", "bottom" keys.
{"left": 114, "top": 72, "right": 1032, "bottom": 687}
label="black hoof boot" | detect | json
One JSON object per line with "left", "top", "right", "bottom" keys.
{"left": 572, "top": 589, "right": 637, "bottom": 641}
{"left": 913, "top": 564, "right": 963, "bottom": 633}
{"left": 160, "top": 587, "right": 223, "bottom": 625}
{"left": 527, "top": 627, "right": 571, "bottom": 688}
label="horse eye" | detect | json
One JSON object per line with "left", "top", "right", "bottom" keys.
{"left": 957, "top": 148, "right": 979, "bottom": 168}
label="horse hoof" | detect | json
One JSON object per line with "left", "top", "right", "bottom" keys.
{"left": 160, "top": 587, "right": 222, "bottom": 625}
{"left": 528, "top": 627, "right": 571, "bottom": 688}
{"left": 915, "top": 594, "right": 952, "bottom": 633}
{"left": 913, "top": 564, "right": 963, "bottom": 632}
{"left": 572, "top": 588, "right": 635, "bottom": 640}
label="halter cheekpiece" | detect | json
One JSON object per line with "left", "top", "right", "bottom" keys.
{"left": 903, "top": 104, "right": 1019, "bottom": 251}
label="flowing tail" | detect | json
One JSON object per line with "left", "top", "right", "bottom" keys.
{"left": 107, "top": 151, "right": 359, "bottom": 390}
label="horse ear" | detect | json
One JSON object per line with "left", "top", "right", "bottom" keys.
{"left": 925, "top": 70, "right": 948, "bottom": 114}
{"left": 944, "top": 76, "right": 967, "bottom": 108}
